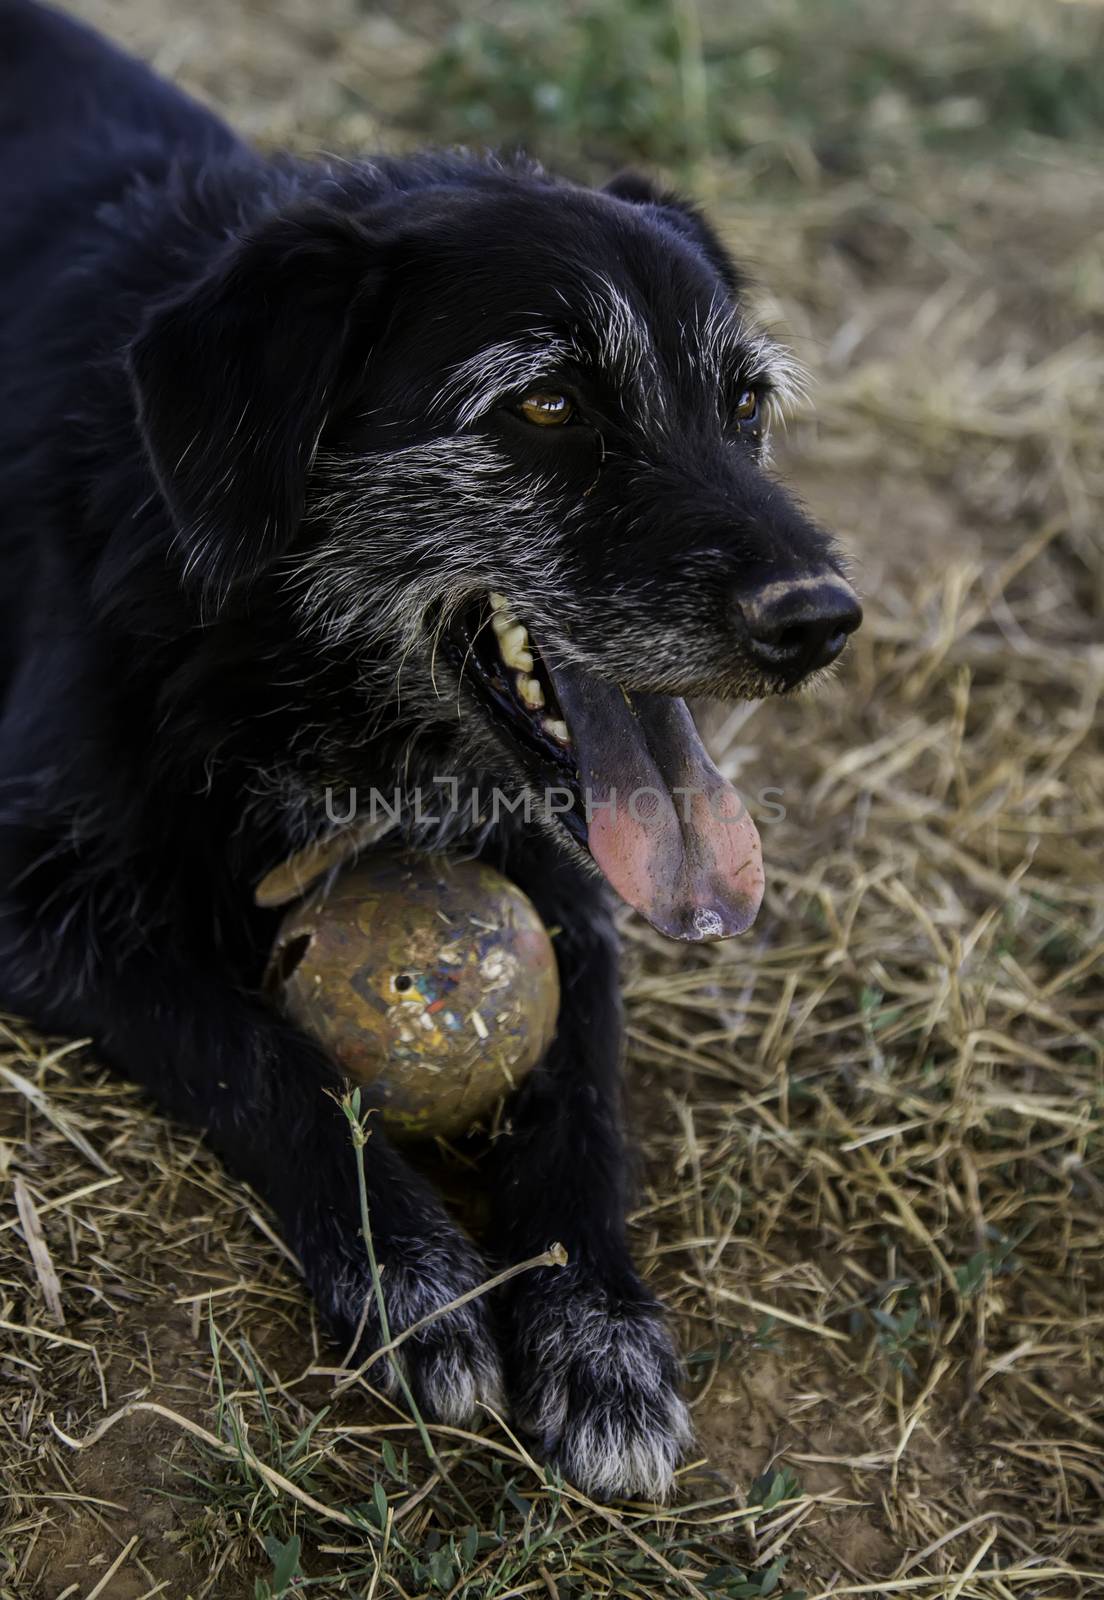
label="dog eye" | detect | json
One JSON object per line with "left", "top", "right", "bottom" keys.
{"left": 733, "top": 389, "right": 759, "bottom": 424}
{"left": 518, "top": 392, "right": 574, "bottom": 427}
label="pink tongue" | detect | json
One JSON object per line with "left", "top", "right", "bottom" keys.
{"left": 548, "top": 665, "right": 765, "bottom": 941}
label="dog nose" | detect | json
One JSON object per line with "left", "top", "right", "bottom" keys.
{"left": 736, "top": 576, "right": 862, "bottom": 677}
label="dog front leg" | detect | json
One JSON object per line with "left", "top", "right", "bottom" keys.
{"left": 488, "top": 842, "right": 690, "bottom": 1501}
{"left": 11, "top": 934, "right": 503, "bottom": 1422}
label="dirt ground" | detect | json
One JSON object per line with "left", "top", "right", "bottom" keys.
{"left": 2, "top": 3, "right": 1103, "bottom": 1598}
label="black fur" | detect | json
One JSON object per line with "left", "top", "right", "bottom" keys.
{"left": 0, "top": 0, "right": 858, "bottom": 1499}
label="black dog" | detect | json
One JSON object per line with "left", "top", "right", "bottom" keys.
{"left": 0, "top": 0, "right": 860, "bottom": 1499}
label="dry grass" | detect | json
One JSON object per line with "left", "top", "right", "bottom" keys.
{"left": 2, "top": 2, "right": 1103, "bottom": 1596}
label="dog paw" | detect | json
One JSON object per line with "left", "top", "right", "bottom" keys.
{"left": 324, "top": 1230, "right": 505, "bottom": 1425}
{"left": 507, "top": 1276, "right": 691, "bottom": 1501}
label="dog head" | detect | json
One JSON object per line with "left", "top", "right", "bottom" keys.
{"left": 129, "top": 159, "right": 861, "bottom": 940}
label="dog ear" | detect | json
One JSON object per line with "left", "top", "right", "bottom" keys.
{"left": 129, "top": 208, "right": 374, "bottom": 608}
{"left": 604, "top": 170, "right": 746, "bottom": 296}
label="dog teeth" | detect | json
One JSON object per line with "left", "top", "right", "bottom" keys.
{"left": 489, "top": 594, "right": 534, "bottom": 671}
{"left": 488, "top": 593, "right": 559, "bottom": 724}
{"left": 499, "top": 625, "right": 532, "bottom": 671}
{"left": 516, "top": 672, "right": 544, "bottom": 710}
